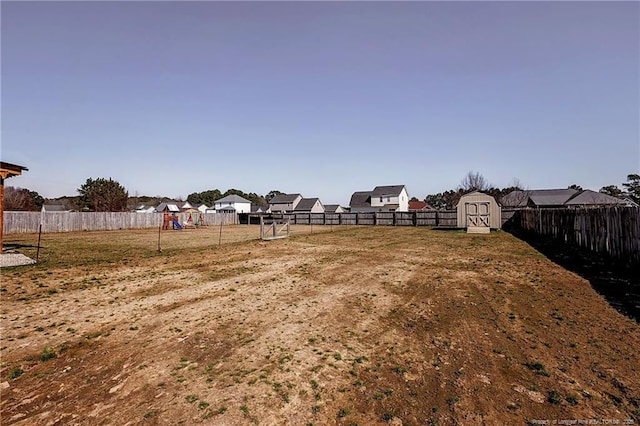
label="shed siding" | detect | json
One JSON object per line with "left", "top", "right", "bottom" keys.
{"left": 456, "top": 192, "right": 501, "bottom": 229}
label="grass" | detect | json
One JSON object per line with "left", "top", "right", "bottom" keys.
{"left": 40, "top": 346, "right": 56, "bottom": 362}
{"left": 3, "top": 226, "right": 640, "bottom": 425}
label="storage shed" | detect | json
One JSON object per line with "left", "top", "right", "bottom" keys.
{"left": 456, "top": 191, "right": 501, "bottom": 233}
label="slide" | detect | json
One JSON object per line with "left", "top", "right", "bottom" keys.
{"left": 172, "top": 219, "right": 183, "bottom": 230}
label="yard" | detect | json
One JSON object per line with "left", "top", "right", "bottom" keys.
{"left": 1, "top": 225, "right": 639, "bottom": 425}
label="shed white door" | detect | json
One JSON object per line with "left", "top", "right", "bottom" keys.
{"left": 465, "top": 202, "right": 490, "bottom": 232}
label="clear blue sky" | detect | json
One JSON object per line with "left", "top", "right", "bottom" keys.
{"left": 2, "top": 1, "right": 638, "bottom": 206}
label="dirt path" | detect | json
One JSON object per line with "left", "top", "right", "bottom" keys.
{"left": 1, "top": 227, "right": 639, "bottom": 425}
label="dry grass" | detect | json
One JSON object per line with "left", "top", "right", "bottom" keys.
{"left": 1, "top": 225, "right": 639, "bottom": 425}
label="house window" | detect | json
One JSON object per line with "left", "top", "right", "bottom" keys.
{"left": 380, "top": 197, "right": 383, "bottom": 202}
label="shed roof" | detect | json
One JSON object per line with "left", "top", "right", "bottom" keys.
{"left": 349, "top": 191, "right": 372, "bottom": 208}
{"left": 372, "top": 185, "right": 406, "bottom": 197}
{"left": 270, "top": 193, "right": 302, "bottom": 204}
{"left": 215, "top": 194, "right": 251, "bottom": 204}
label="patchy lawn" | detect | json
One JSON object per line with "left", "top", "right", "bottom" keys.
{"left": 1, "top": 226, "right": 639, "bottom": 425}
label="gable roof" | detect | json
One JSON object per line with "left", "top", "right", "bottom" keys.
{"left": 408, "top": 200, "right": 432, "bottom": 210}
{"left": 501, "top": 189, "right": 579, "bottom": 207}
{"left": 294, "top": 198, "right": 322, "bottom": 211}
{"left": 215, "top": 194, "right": 251, "bottom": 204}
{"left": 372, "top": 185, "right": 406, "bottom": 197}
{"left": 269, "top": 193, "right": 301, "bottom": 204}
{"left": 323, "top": 204, "right": 342, "bottom": 213}
{"left": 565, "top": 190, "right": 627, "bottom": 206}
{"left": 156, "top": 202, "right": 180, "bottom": 212}
{"left": 349, "top": 191, "right": 372, "bottom": 208}
{"left": 42, "top": 204, "right": 67, "bottom": 212}
{"left": 529, "top": 189, "right": 579, "bottom": 206}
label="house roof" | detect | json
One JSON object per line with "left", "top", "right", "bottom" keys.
{"left": 408, "top": 201, "right": 430, "bottom": 210}
{"left": 529, "top": 189, "right": 579, "bottom": 206}
{"left": 269, "top": 193, "right": 301, "bottom": 204}
{"left": 251, "top": 204, "right": 270, "bottom": 213}
{"left": 294, "top": 198, "right": 322, "bottom": 211}
{"left": 372, "top": 185, "right": 406, "bottom": 197}
{"left": 323, "top": 204, "right": 342, "bottom": 213}
{"left": 42, "top": 204, "right": 67, "bottom": 212}
{"left": 565, "top": 190, "right": 626, "bottom": 206}
{"left": 156, "top": 202, "right": 180, "bottom": 212}
{"left": 349, "top": 191, "right": 372, "bottom": 207}
{"left": 501, "top": 189, "right": 579, "bottom": 207}
{"left": 215, "top": 194, "right": 251, "bottom": 204}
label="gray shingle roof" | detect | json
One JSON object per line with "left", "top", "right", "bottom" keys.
{"left": 42, "top": 204, "right": 67, "bottom": 212}
{"left": 349, "top": 191, "right": 372, "bottom": 208}
{"left": 215, "top": 194, "right": 251, "bottom": 204}
{"left": 323, "top": 204, "right": 341, "bottom": 213}
{"left": 565, "top": 190, "right": 626, "bottom": 206}
{"left": 294, "top": 198, "right": 321, "bottom": 211}
{"left": 270, "top": 193, "right": 301, "bottom": 204}
{"left": 529, "top": 189, "right": 579, "bottom": 206}
{"left": 372, "top": 185, "right": 406, "bottom": 197}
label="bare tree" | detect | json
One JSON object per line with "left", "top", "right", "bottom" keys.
{"left": 4, "top": 186, "right": 43, "bottom": 211}
{"left": 460, "top": 171, "right": 489, "bottom": 192}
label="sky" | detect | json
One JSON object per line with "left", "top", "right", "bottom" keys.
{"left": 1, "top": 1, "right": 639, "bottom": 206}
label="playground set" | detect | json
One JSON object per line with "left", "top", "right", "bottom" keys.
{"left": 162, "top": 211, "right": 207, "bottom": 230}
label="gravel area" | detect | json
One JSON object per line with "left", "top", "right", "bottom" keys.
{"left": 0, "top": 253, "right": 36, "bottom": 268}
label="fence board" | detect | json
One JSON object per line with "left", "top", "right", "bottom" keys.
{"left": 513, "top": 207, "right": 639, "bottom": 264}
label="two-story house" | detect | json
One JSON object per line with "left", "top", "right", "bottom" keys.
{"left": 269, "top": 193, "right": 303, "bottom": 213}
{"left": 349, "top": 185, "right": 409, "bottom": 212}
{"left": 214, "top": 194, "right": 251, "bottom": 213}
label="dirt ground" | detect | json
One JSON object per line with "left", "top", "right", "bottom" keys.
{"left": 1, "top": 225, "right": 639, "bottom": 425}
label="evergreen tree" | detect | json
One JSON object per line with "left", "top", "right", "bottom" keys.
{"left": 77, "top": 177, "right": 129, "bottom": 212}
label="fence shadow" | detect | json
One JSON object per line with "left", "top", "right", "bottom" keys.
{"left": 505, "top": 225, "right": 640, "bottom": 323}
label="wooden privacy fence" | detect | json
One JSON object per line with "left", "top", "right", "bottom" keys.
{"left": 513, "top": 207, "right": 640, "bottom": 264}
{"left": 3, "top": 212, "right": 237, "bottom": 234}
{"left": 245, "top": 210, "right": 460, "bottom": 227}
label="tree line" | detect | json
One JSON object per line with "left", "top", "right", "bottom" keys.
{"left": 4, "top": 173, "right": 639, "bottom": 212}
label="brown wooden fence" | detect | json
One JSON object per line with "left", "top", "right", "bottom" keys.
{"left": 3, "top": 212, "right": 237, "bottom": 234}
{"left": 512, "top": 207, "right": 640, "bottom": 264}
{"left": 255, "top": 210, "right": 460, "bottom": 227}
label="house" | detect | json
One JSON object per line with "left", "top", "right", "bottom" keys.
{"left": 155, "top": 202, "right": 180, "bottom": 213}
{"left": 197, "top": 204, "right": 209, "bottom": 214}
{"left": 181, "top": 201, "right": 193, "bottom": 210}
{"left": 501, "top": 188, "right": 631, "bottom": 208}
{"left": 214, "top": 194, "right": 251, "bottom": 213}
{"left": 134, "top": 205, "right": 155, "bottom": 213}
{"left": 348, "top": 191, "right": 374, "bottom": 213}
{"left": 408, "top": 200, "right": 434, "bottom": 211}
{"left": 251, "top": 204, "right": 271, "bottom": 213}
{"left": 456, "top": 191, "right": 501, "bottom": 232}
{"left": 324, "top": 204, "right": 345, "bottom": 214}
{"left": 349, "top": 185, "right": 409, "bottom": 212}
{"left": 294, "top": 198, "right": 325, "bottom": 213}
{"left": 41, "top": 204, "right": 68, "bottom": 213}
{"left": 269, "top": 193, "right": 303, "bottom": 213}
